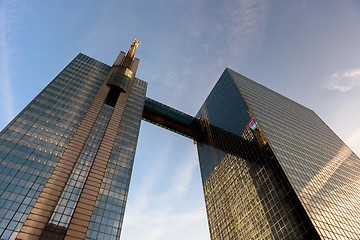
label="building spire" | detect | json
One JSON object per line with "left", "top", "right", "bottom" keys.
{"left": 121, "top": 38, "right": 140, "bottom": 68}
{"left": 107, "top": 38, "right": 141, "bottom": 92}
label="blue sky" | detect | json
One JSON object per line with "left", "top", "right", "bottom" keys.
{"left": 1, "top": 1, "right": 360, "bottom": 239}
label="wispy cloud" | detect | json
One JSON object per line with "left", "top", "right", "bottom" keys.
{"left": 0, "top": 6, "right": 15, "bottom": 125}
{"left": 326, "top": 68, "right": 360, "bottom": 92}
{"left": 224, "top": 0, "right": 268, "bottom": 60}
{"left": 122, "top": 137, "right": 209, "bottom": 240}
{"left": 124, "top": 138, "right": 172, "bottom": 225}
{"left": 151, "top": 0, "right": 269, "bottom": 112}
{"left": 169, "top": 150, "right": 198, "bottom": 197}
{"left": 124, "top": 205, "right": 207, "bottom": 240}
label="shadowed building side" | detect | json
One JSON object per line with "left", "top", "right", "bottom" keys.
{"left": 196, "top": 69, "right": 320, "bottom": 239}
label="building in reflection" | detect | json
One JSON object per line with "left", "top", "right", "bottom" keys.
{"left": 0, "top": 40, "right": 359, "bottom": 239}
{"left": 197, "top": 68, "right": 360, "bottom": 239}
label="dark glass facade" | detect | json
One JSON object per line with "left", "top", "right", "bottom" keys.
{"left": 197, "top": 68, "right": 360, "bottom": 239}
{"left": 0, "top": 53, "right": 147, "bottom": 240}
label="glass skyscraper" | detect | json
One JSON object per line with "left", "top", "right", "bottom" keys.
{"left": 0, "top": 40, "right": 359, "bottom": 239}
{"left": 197, "top": 68, "right": 360, "bottom": 239}
{"left": 0, "top": 40, "right": 147, "bottom": 240}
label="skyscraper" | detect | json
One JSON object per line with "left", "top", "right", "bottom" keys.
{"left": 197, "top": 68, "right": 360, "bottom": 239}
{"left": 0, "top": 40, "right": 147, "bottom": 240}
{"left": 0, "top": 40, "right": 359, "bottom": 240}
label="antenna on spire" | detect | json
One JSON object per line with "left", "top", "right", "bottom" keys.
{"left": 121, "top": 38, "right": 140, "bottom": 68}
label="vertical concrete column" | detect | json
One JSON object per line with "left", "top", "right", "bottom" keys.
{"left": 64, "top": 87, "right": 131, "bottom": 240}
{"left": 16, "top": 83, "right": 110, "bottom": 240}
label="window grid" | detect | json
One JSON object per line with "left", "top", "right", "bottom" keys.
{"left": 0, "top": 54, "right": 109, "bottom": 239}
{"left": 85, "top": 79, "right": 147, "bottom": 240}
{"left": 231, "top": 69, "right": 360, "bottom": 239}
{"left": 49, "top": 104, "right": 114, "bottom": 228}
{"left": 197, "top": 70, "right": 319, "bottom": 239}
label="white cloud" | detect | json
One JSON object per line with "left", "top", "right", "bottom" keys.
{"left": 122, "top": 205, "right": 208, "bottom": 240}
{"left": 122, "top": 135, "right": 209, "bottom": 240}
{"left": 169, "top": 150, "right": 198, "bottom": 197}
{"left": 224, "top": 0, "right": 268, "bottom": 60}
{"left": 326, "top": 68, "right": 360, "bottom": 92}
{"left": 124, "top": 138, "right": 172, "bottom": 225}
{"left": 152, "top": 0, "right": 269, "bottom": 113}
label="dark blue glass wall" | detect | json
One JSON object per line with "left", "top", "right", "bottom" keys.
{"left": 197, "top": 69, "right": 318, "bottom": 239}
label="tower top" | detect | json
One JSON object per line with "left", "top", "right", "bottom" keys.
{"left": 121, "top": 38, "right": 140, "bottom": 68}
{"left": 127, "top": 38, "right": 140, "bottom": 59}
{"left": 108, "top": 39, "right": 140, "bottom": 92}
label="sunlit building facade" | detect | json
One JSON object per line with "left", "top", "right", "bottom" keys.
{"left": 0, "top": 40, "right": 147, "bottom": 240}
{"left": 197, "top": 68, "right": 360, "bottom": 239}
